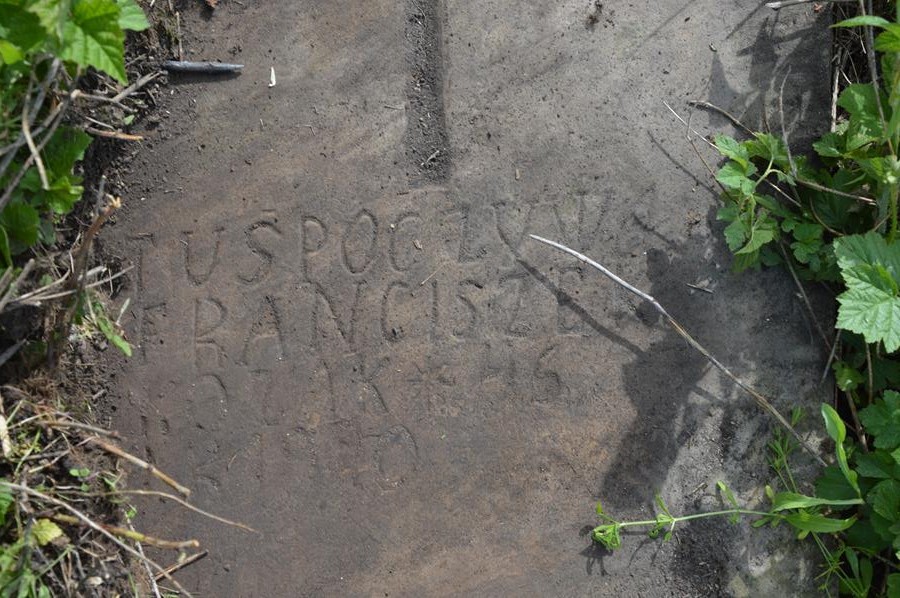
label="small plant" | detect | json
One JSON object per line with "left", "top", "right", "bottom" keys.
{"left": 696, "top": 7, "right": 900, "bottom": 595}
{"left": 0, "top": 0, "right": 149, "bottom": 270}
{"left": 586, "top": 6, "right": 900, "bottom": 595}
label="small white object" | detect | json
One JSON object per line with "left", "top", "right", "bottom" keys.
{"left": 268, "top": 67, "right": 277, "bottom": 88}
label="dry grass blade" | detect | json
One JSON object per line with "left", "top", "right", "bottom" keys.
{"left": 528, "top": 234, "right": 827, "bottom": 467}
{"left": 87, "top": 438, "right": 192, "bottom": 497}
{"left": 51, "top": 513, "right": 200, "bottom": 549}
{"left": 1, "top": 482, "right": 193, "bottom": 597}
{"left": 155, "top": 550, "right": 209, "bottom": 582}
{"left": 103, "top": 489, "right": 257, "bottom": 532}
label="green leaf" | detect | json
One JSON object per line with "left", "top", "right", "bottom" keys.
{"left": 716, "top": 162, "right": 756, "bottom": 195}
{"left": 714, "top": 134, "right": 750, "bottom": 169}
{"left": 876, "top": 29, "right": 900, "bottom": 53}
{"left": 783, "top": 511, "right": 856, "bottom": 534}
{"left": 31, "top": 518, "right": 64, "bottom": 546}
{"left": 717, "top": 481, "right": 739, "bottom": 509}
{"left": 837, "top": 283, "right": 900, "bottom": 352}
{"left": 816, "top": 466, "right": 860, "bottom": 504}
{"left": 0, "top": 490, "right": 12, "bottom": 525}
{"left": 42, "top": 127, "right": 92, "bottom": 176}
{"left": 96, "top": 315, "right": 132, "bottom": 357}
{"left": 835, "top": 232, "right": 900, "bottom": 281}
{"left": 770, "top": 491, "right": 863, "bottom": 512}
{"left": 834, "top": 361, "right": 865, "bottom": 391}
{"left": 115, "top": 0, "right": 148, "bottom": 31}
{"left": 821, "top": 403, "right": 861, "bottom": 496}
{"left": 857, "top": 450, "right": 899, "bottom": 479}
{"left": 735, "top": 212, "right": 777, "bottom": 255}
{"left": 0, "top": 4, "right": 47, "bottom": 64}
{"left": 869, "top": 479, "right": 900, "bottom": 523}
{"left": 60, "top": 0, "right": 128, "bottom": 83}
{"left": 813, "top": 132, "right": 844, "bottom": 158}
{"left": 746, "top": 132, "right": 789, "bottom": 168}
{"left": 833, "top": 15, "right": 892, "bottom": 28}
{"left": 838, "top": 84, "right": 888, "bottom": 143}
{"left": 834, "top": 234, "right": 900, "bottom": 351}
{"left": 69, "top": 466, "right": 90, "bottom": 478}
{"left": 0, "top": 227, "right": 11, "bottom": 268}
{"left": 0, "top": 200, "right": 40, "bottom": 251}
{"left": 887, "top": 573, "right": 900, "bottom": 598}
{"left": 859, "top": 391, "right": 900, "bottom": 450}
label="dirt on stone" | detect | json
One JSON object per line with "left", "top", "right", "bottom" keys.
{"left": 97, "top": 1, "right": 831, "bottom": 596}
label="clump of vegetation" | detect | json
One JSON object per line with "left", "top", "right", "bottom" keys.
{"left": 0, "top": 1, "right": 195, "bottom": 594}
{"left": 588, "top": 5, "right": 900, "bottom": 596}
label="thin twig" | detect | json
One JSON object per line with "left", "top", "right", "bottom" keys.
{"left": 84, "top": 127, "right": 143, "bottom": 141}
{"left": 70, "top": 89, "right": 136, "bottom": 113}
{"left": 14, "top": 265, "right": 133, "bottom": 305}
{"left": 0, "top": 482, "right": 192, "bottom": 597}
{"left": 0, "top": 259, "right": 35, "bottom": 312}
{"left": 0, "top": 339, "right": 25, "bottom": 368}
{"left": 111, "top": 71, "right": 163, "bottom": 103}
{"left": 42, "top": 419, "right": 121, "bottom": 438}
{"left": 779, "top": 243, "right": 831, "bottom": 350}
{"left": 51, "top": 513, "right": 199, "bottom": 549}
{"left": 0, "top": 98, "right": 69, "bottom": 212}
{"left": 767, "top": 0, "right": 855, "bottom": 7}
{"left": 687, "top": 100, "right": 754, "bottom": 135}
{"left": 778, "top": 69, "right": 797, "bottom": 177}
{"left": 857, "top": 0, "right": 894, "bottom": 156}
{"left": 821, "top": 330, "right": 842, "bottom": 385}
{"left": 21, "top": 77, "right": 49, "bottom": 190}
{"left": 528, "top": 234, "right": 827, "bottom": 466}
{"left": 154, "top": 550, "right": 209, "bottom": 582}
{"left": 98, "top": 489, "right": 256, "bottom": 532}
{"left": 87, "top": 438, "right": 191, "bottom": 497}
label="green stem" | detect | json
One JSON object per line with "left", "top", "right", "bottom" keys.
{"left": 612, "top": 508, "right": 778, "bottom": 530}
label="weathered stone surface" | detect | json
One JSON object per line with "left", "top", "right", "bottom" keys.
{"left": 104, "top": 1, "right": 830, "bottom": 595}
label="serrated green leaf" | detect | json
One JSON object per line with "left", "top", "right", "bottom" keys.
{"left": 60, "top": 0, "right": 127, "bottom": 83}
{"left": 42, "top": 127, "right": 92, "bottom": 176}
{"left": 714, "top": 134, "right": 749, "bottom": 169}
{"left": 0, "top": 4, "right": 47, "bottom": 64}
{"left": 735, "top": 212, "right": 777, "bottom": 255}
{"left": 837, "top": 282, "right": 900, "bottom": 353}
{"left": 813, "top": 131, "right": 844, "bottom": 158}
{"left": 746, "top": 132, "right": 789, "bottom": 167}
{"left": 857, "top": 450, "right": 899, "bottom": 478}
{"left": 869, "top": 479, "right": 900, "bottom": 524}
{"left": 859, "top": 391, "right": 900, "bottom": 450}
{"left": 716, "top": 162, "right": 756, "bottom": 195}
{"left": 877, "top": 30, "right": 900, "bottom": 53}
{"left": 0, "top": 200, "right": 40, "bottom": 251}
{"left": 31, "top": 518, "right": 64, "bottom": 546}
{"left": 115, "top": 0, "right": 148, "bottom": 31}
{"left": 770, "top": 491, "right": 863, "bottom": 512}
{"left": 835, "top": 233, "right": 900, "bottom": 282}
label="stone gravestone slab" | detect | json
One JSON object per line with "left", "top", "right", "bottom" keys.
{"left": 107, "top": 1, "right": 829, "bottom": 595}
